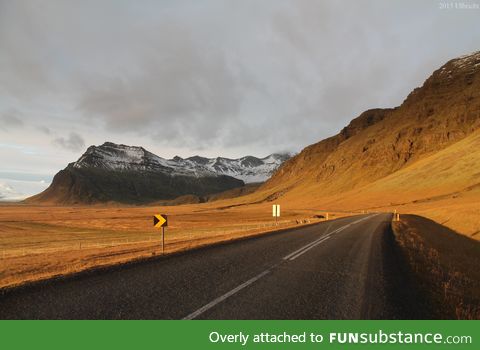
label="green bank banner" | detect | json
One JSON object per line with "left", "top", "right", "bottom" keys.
{"left": 0, "top": 321, "right": 476, "bottom": 350}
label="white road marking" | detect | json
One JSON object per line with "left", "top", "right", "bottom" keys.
{"left": 182, "top": 269, "right": 271, "bottom": 320}
{"left": 282, "top": 214, "right": 377, "bottom": 261}
{"left": 288, "top": 236, "right": 331, "bottom": 261}
{"left": 182, "top": 214, "right": 380, "bottom": 319}
{"left": 282, "top": 223, "right": 346, "bottom": 260}
{"left": 282, "top": 234, "right": 332, "bottom": 260}
{"left": 335, "top": 225, "right": 349, "bottom": 233}
{"left": 324, "top": 222, "right": 333, "bottom": 235}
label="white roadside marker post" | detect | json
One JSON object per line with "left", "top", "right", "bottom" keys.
{"left": 272, "top": 204, "right": 280, "bottom": 226}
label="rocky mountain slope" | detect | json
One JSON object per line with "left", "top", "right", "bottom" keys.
{"left": 28, "top": 143, "right": 290, "bottom": 204}
{"left": 236, "top": 51, "right": 480, "bottom": 237}
{"left": 262, "top": 51, "right": 480, "bottom": 194}
{"left": 72, "top": 142, "right": 290, "bottom": 183}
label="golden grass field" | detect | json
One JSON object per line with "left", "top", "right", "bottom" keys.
{"left": 2, "top": 130, "right": 479, "bottom": 290}
{"left": 0, "top": 201, "right": 352, "bottom": 289}
{"left": 235, "top": 129, "right": 480, "bottom": 240}
{"left": 1, "top": 183, "right": 477, "bottom": 290}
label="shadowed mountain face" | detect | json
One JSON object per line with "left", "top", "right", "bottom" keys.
{"left": 28, "top": 143, "right": 290, "bottom": 204}
{"left": 262, "top": 51, "right": 480, "bottom": 197}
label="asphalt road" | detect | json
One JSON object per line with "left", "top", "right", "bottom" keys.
{"left": 0, "top": 213, "right": 428, "bottom": 319}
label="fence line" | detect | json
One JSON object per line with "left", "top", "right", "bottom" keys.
{"left": 1, "top": 218, "right": 321, "bottom": 259}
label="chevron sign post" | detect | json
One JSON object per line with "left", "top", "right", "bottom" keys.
{"left": 153, "top": 214, "right": 168, "bottom": 253}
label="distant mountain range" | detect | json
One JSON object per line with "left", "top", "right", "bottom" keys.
{"left": 27, "top": 142, "right": 291, "bottom": 204}
{"left": 73, "top": 142, "right": 291, "bottom": 183}
{"left": 28, "top": 48, "right": 480, "bottom": 236}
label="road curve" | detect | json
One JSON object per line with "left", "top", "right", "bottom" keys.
{"left": 0, "top": 213, "right": 428, "bottom": 319}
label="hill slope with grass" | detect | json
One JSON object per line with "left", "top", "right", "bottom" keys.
{"left": 228, "top": 51, "right": 480, "bottom": 238}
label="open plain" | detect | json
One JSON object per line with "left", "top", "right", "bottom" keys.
{"left": 0, "top": 201, "right": 348, "bottom": 289}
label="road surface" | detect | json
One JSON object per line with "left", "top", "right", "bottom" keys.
{"left": 0, "top": 213, "right": 428, "bottom": 319}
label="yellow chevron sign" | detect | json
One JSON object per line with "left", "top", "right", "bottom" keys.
{"left": 153, "top": 214, "right": 168, "bottom": 228}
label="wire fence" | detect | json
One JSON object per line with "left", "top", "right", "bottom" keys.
{"left": 1, "top": 218, "right": 319, "bottom": 259}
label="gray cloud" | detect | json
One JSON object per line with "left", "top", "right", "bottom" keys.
{"left": 0, "top": 0, "right": 480, "bottom": 163}
{"left": 38, "top": 126, "right": 52, "bottom": 135}
{"left": 1, "top": 110, "right": 24, "bottom": 130}
{"left": 53, "top": 132, "right": 85, "bottom": 152}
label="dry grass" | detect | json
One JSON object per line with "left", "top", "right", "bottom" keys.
{"left": 392, "top": 215, "right": 480, "bottom": 319}
{"left": 2, "top": 126, "right": 478, "bottom": 290}
{"left": 0, "top": 202, "right": 351, "bottom": 289}
{"left": 374, "top": 189, "right": 480, "bottom": 240}
{"left": 231, "top": 129, "right": 480, "bottom": 239}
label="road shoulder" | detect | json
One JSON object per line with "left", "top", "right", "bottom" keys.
{"left": 392, "top": 214, "right": 480, "bottom": 319}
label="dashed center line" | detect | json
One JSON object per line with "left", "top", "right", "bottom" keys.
{"left": 282, "top": 216, "right": 374, "bottom": 261}
{"left": 182, "top": 269, "right": 271, "bottom": 320}
{"left": 182, "top": 214, "right": 377, "bottom": 319}
{"left": 282, "top": 234, "right": 332, "bottom": 260}
{"left": 288, "top": 235, "right": 331, "bottom": 261}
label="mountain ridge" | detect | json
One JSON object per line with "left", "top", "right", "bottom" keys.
{"left": 261, "top": 50, "right": 480, "bottom": 196}
{"left": 27, "top": 143, "right": 291, "bottom": 204}
{"left": 72, "top": 141, "right": 291, "bottom": 183}
{"left": 219, "top": 50, "right": 480, "bottom": 237}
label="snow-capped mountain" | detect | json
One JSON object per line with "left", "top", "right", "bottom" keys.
{"left": 28, "top": 142, "right": 291, "bottom": 204}
{"left": 73, "top": 142, "right": 291, "bottom": 183}
{"left": 184, "top": 154, "right": 291, "bottom": 183}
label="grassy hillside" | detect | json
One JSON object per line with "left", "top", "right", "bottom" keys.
{"left": 209, "top": 52, "right": 480, "bottom": 238}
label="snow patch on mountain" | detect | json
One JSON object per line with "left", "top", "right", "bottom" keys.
{"left": 453, "top": 50, "right": 480, "bottom": 69}
{"left": 73, "top": 142, "right": 291, "bottom": 183}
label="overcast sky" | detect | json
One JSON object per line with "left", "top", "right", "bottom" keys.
{"left": 1, "top": 0, "right": 479, "bottom": 198}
